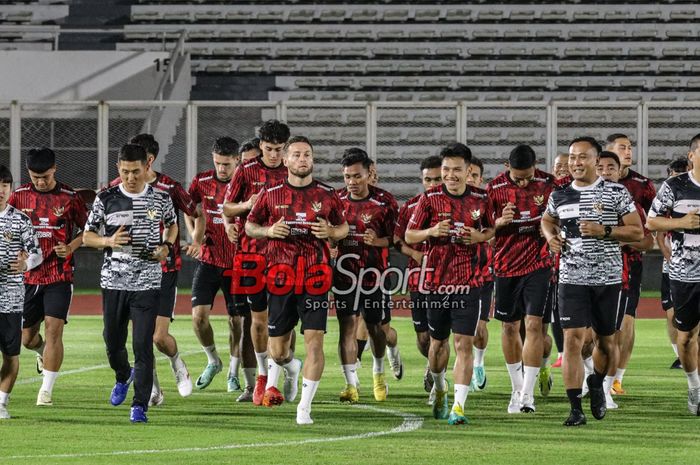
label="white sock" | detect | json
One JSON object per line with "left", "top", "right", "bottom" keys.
{"left": 255, "top": 351, "right": 268, "bottom": 376}
{"left": 243, "top": 368, "right": 256, "bottom": 388}
{"left": 452, "top": 383, "right": 469, "bottom": 411}
{"left": 604, "top": 375, "right": 615, "bottom": 393}
{"left": 169, "top": 352, "right": 184, "bottom": 371}
{"left": 686, "top": 369, "right": 700, "bottom": 389}
{"left": 474, "top": 348, "right": 486, "bottom": 367}
{"left": 431, "top": 371, "right": 446, "bottom": 392}
{"left": 342, "top": 363, "right": 358, "bottom": 387}
{"left": 229, "top": 355, "right": 240, "bottom": 377}
{"left": 541, "top": 356, "right": 550, "bottom": 369}
{"left": 557, "top": 352, "right": 564, "bottom": 359}
{"left": 265, "top": 359, "right": 282, "bottom": 390}
{"left": 41, "top": 370, "right": 59, "bottom": 394}
{"left": 614, "top": 368, "right": 626, "bottom": 383}
{"left": 203, "top": 345, "right": 219, "bottom": 365}
{"left": 373, "top": 355, "right": 384, "bottom": 374}
{"left": 522, "top": 366, "right": 540, "bottom": 398}
{"left": 387, "top": 345, "right": 400, "bottom": 363}
{"left": 506, "top": 362, "right": 524, "bottom": 392}
{"left": 152, "top": 368, "right": 160, "bottom": 391}
{"left": 583, "top": 356, "right": 594, "bottom": 373}
{"left": 298, "top": 378, "right": 319, "bottom": 411}
{"left": 672, "top": 343, "right": 679, "bottom": 358}
{"left": 0, "top": 391, "right": 8, "bottom": 406}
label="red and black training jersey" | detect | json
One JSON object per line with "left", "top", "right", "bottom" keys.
{"left": 479, "top": 242, "right": 494, "bottom": 283}
{"left": 9, "top": 182, "right": 87, "bottom": 285}
{"left": 336, "top": 185, "right": 398, "bottom": 287}
{"left": 395, "top": 193, "right": 426, "bottom": 292}
{"left": 189, "top": 170, "right": 236, "bottom": 269}
{"left": 486, "top": 169, "right": 555, "bottom": 278}
{"left": 225, "top": 156, "right": 288, "bottom": 255}
{"left": 618, "top": 169, "right": 656, "bottom": 263}
{"left": 621, "top": 201, "right": 649, "bottom": 287}
{"left": 408, "top": 184, "right": 492, "bottom": 290}
{"left": 110, "top": 172, "right": 196, "bottom": 272}
{"left": 247, "top": 180, "right": 345, "bottom": 281}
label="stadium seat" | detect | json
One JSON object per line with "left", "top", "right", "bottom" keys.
{"left": 377, "top": 30, "right": 404, "bottom": 40}
{"left": 669, "top": 11, "right": 696, "bottom": 21}
{"left": 472, "top": 29, "right": 499, "bottom": 39}
{"left": 409, "top": 30, "right": 437, "bottom": 40}
{"left": 631, "top": 29, "right": 658, "bottom": 38}
{"left": 541, "top": 10, "right": 568, "bottom": 22}
{"left": 287, "top": 9, "right": 315, "bottom": 22}
{"left": 319, "top": 10, "right": 345, "bottom": 22}
{"left": 445, "top": 9, "right": 471, "bottom": 21}
{"left": 194, "top": 11, "right": 223, "bottom": 22}
{"left": 350, "top": 9, "right": 378, "bottom": 22}
{"left": 347, "top": 30, "right": 374, "bottom": 40}
{"left": 383, "top": 9, "right": 410, "bottom": 22}
{"left": 573, "top": 12, "right": 600, "bottom": 21}
{"left": 604, "top": 11, "right": 631, "bottom": 21}
{"left": 414, "top": 9, "right": 441, "bottom": 22}
{"left": 509, "top": 11, "right": 536, "bottom": 22}
{"left": 313, "top": 29, "right": 342, "bottom": 40}
{"left": 636, "top": 10, "right": 662, "bottom": 21}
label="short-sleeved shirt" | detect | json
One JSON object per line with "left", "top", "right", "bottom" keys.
{"left": 394, "top": 193, "right": 427, "bottom": 292}
{"left": 247, "top": 179, "right": 345, "bottom": 285}
{"left": 648, "top": 172, "right": 700, "bottom": 283}
{"left": 0, "top": 205, "right": 41, "bottom": 313}
{"left": 619, "top": 169, "right": 656, "bottom": 263}
{"left": 9, "top": 182, "right": 87, "bottom": 284}
{"left": 408, "top": 184, "right": 493, "bottom": 290}
{"left": 225, "top": 156, "right": 287, "bottom": 255}
{"left": 546, "top": 176, "right": 636, "bottom": 286}
{"left": 189, "top": 170, "right": 236, "bottom": 269}
{"left": 85, "top": 184, "right": 176, "bottom": 291}
{"left": 487, "top": 169, "right": 555, "bottom": 277}
{"left": 336, "top": 185, "right": 398, "bottom": 287}
{"left": 110, "top": 172, "right": 196, "bottom": 272}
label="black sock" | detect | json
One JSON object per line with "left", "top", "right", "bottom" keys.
{"left": 589, "top": 369, "right": 605, "bottom": 387}
{"left": 567, "top": 388, "right": 583, "bottom": 411}
{"left": 357, "top": 339, "right": 367, "bottom": 361}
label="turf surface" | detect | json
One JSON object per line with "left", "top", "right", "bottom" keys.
{"left": 1, "top": 317, "right": 694, "bottom": 465}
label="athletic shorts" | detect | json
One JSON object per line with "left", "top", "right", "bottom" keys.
{"left": 624, "top": 260, "right": 643, "bottom": 317}
{"left": 158, "top": 271, "right": 177, "bottom": 320}
{"left": 427, "top": 289, "right": 482, "bottom": 341}
{"left": 410, "top": 291, "right": 429, "bottom": 333}
{"left": 334, "top": 285, "right": 389, "bottom": 326}
{"left": 558, "top": 283, "right": 623, "bottom": 337}
{"left": 191, "top": 261, "right": 242, "bottom": 317}
{"left": 669, "top": 280, "right": 700, "bottom": 332}
{"left": 23, "top": 281, "right": 73, "bottom": 327}
{"left": 661, "top": 272, "right": 673, "bottom": 311}
{"left": 267, "top": 290, "right": 328, "bottom": 337}
{"left": 0, "top": 312, "right": 22, "bottom": 356}
{"left": 494, "top": 267, "right": 552, "bottom": 322}
{"left": 479, "top": 280, "right": 494, "bottom": 322}
{"left": 238, "top": 260, "right": 268, "bottom": 312}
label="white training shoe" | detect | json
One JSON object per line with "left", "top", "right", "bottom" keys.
{"left": 688, "top": 387, "right": 700, "bottom": 415}
{"left": 149, "top": 387, "right": 164, "bottom": 407}
{"left": 174, "top": 364, "right": 193, "bottom": 397}
{"left": 283, "top": 358, "right": 302, "bottom": 402}
{"left": 582, "top": 367, "right": 593, "bottom": 397}
{"left": 36, "top": 390, "right": 53, "bottom": 406}
{"left": 427, "top": 385, "right": 436, "bottom": 406}
{"left": 0, "top": 404, "right": 10, "bottom": 419}
{"left": 296, "top": 406, "right": 314, "bottom": 425}
{"left": 508, "top": 391, "right": 523, "bottom": 414}
{"left": 520, "top": 393, "right": 536, "bottom": 413}
{"left": 237, "top": 386, "right": 254, "bottom": 402}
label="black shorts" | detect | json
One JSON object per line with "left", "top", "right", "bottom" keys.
{"left": 191, "top": 262, "right": 241, "bottom": 317}
{"left": 624, "top": 260, "right": 643, "bottom": 317}
{"left": 661, "top": 272, "right": 673, "bottom": 311}
{"left": 479, "top": 280, "right": 494, "bottom": 322}
{"left": 669, "top": 280, "right": 700, "bottom": 332}
{"left": 410, "top": 291, "right": 429, "bottom": 333}
{"left": 494, "top": 267, "right": 552, "bottom": 322}
{"left": 427, "top": 289, "right": 482, "bottom": 341}
{"left": 23, "top": 281, "right": 73, "bottom": 327}
{"left": 267, "top": 290, "right": 328, "bottom": 337}
{"left": 558, "top": 283, "right": 623, "bottom": 337}
{"left": 237, "top": 259, "right": 268, "bottom": 312}
{"left": 0, "top": 312, "right": 22, "bottom": 356}
{"left": 334, "top": 285, "right": 388, "bottom": 326}
{"left": 158, "top": 271, "right": 178, "bottom": 320}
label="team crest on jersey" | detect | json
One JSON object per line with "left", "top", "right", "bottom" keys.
{"left": 360, "top": 213, "right": 372, "bottom": 224}
{"left": 311, "top": 202, "right": 322, "bottom": 213}
{"left": 593, "top": 202, "right": 604, "bottom": 214}
{"left": 3, "top": 231, "right": 12, "bottom": 242}
{"left": 52, "top": 206, "right": 65, "bottom": 217}
{"left": 146, "top": 208, "right": 157, "bottom": 220}
{"left": 471, "top": 209, "right": 481, "bottom": 220}
{"left": 533, "top": 195, "right": 544, "bottom": 206}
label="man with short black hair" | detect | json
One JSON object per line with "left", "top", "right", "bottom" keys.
{"left": 406, "top": 143, "right": 494, "bottom": 425}
{"left": 647, "top": 133, "right": 700, "bottom": 416}
{"left": 487, "top": 144, "right": 556, "bottom": 414}
{"left": 0, "top": 164, "right": 42, "bottom": 419}
{"left": 83, "top": 144, "right": 178, "bottom": 423}
{"left": 246, "top": 136, "right": 348, "bottom": 424}
{"left": 542, "top": 137, "right": 643, "bottom": 426}
{"left": 9, "top": 148, "right": 87, "bottom": 407}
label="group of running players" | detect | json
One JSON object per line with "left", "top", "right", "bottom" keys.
{"left": 0, "top": 119, "right": 698, "bottom": 427}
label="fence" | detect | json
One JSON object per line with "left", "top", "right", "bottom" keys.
{"left": 0, "top": 99, "right": 697, "bottom": 200}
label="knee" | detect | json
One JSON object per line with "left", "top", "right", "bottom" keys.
{"left": 502, "top": 322, "right": 520, "bottom": 338}
{"left": 192, "top": 308, "right": 208, "bottom": 327}
{"left": 417, "top": 332, "right": 430, "bottom": 349}
{"left": 524, "top": 318, "right": 542, "bottom": 335}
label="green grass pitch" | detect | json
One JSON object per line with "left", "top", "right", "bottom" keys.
{"left": 1, "top": 317, "right": 696, "bottom": 465}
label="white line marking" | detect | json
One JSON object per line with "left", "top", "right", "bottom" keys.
{"left": 4, "top": 404, "right": 423, "bottom": 460}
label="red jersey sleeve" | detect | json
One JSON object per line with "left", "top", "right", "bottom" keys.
{"left": 225, "top": 167, "right": 246, "bottom": 204}
{"left": 327, "top": 191, "right": 345, "bottom": 225}
{"left": 171, "top": 181, "right": 197, "bottom": 216}
{"left": 394, "top": 202, "right": 411, "bottom": 239}
{"left": 408, "top": 194, "right": 431, "bottom": 230}
{"left": 71, "top": 193, "right": 88, "bottom": 232}
{"left": 188, "top": 176, "right": 201, "bottom": 204}
{"left": 247, "top": 188, "right": 270, "bottom": 226}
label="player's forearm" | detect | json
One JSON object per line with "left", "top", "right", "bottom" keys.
{"left": 405, "top": 228, "right": 430, "bottom": 245}
{"left": 82, "top": 230, "right": 106, "bottom": 249}
{"left": 68, "top": 235, "right": 83, "bottom": 254}
{"left": 328, "top": 222, "right": 349, "bottom": 242}
{"left": 394, "top": 235, "right": 419, "bottom": 259}
{"left": 480, "top": 228, "right": 495, "bottom": 242}
{"left": 611, "top": 225, "right": 643, "bottom": 243}
{"left": 373, "top": 236, "right": 391, "bottom": 248}
{"left": 245, "top": 221, "right": 268, "bottom": 239}
{"left": 646, "top": 216, "right": 683, "bottom": 232}
{"left": 540, "top": 217, "right": 559, "bottom": 243}
{"left": 184, "top": 214, "right": 196, "bottom": 238}
{"left": 623, "top": 233, "right": 654, "bottom": 252}
{"left": 192, "top": 216, "right": 205, "bottom": 243}
{"left": 223, "top": 201, "right": 250, "bottom": 219}
{"left": 163, "top": 224, "right": 178, "bottom": 245}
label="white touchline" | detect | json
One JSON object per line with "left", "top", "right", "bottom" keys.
{"left": 5, "top": 404, "right": 424, "bottom": 460}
